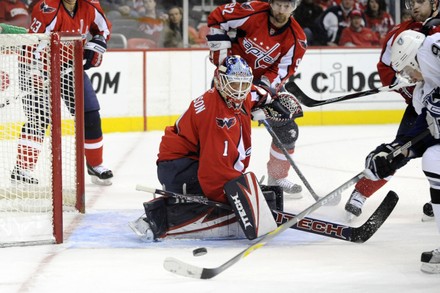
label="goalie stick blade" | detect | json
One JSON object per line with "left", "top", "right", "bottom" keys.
{"left": 285, "top": 81, "right": 381, "bottom": 107}
{"left": 273, "top": 190, "right": 398, "bottom": 243}
{"left": 350, "top": 190, "right": 399, "bottom": 243}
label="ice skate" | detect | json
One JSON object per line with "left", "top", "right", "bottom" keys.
{"left": 421, "top": 248, "right": 440, "bottom": 274}
{"left": 10, "top": 166, "right": 39, "bottom": 184}
{"left": 87, "top": 164, "right": 113, "bottom": 186}
{"left": 345, "top": 190, "right": 367, "bottom": 217}
{"left": 128, "top": 214, "right": 155, "bottom": 242}
{"left": 268, "top": 176, "right": 302, "bottom": 199}
{"left": 421, "top": 201, "right": 434, "bottom": 222}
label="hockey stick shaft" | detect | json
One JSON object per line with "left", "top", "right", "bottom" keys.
{"left": 285, "top": 81, "right": 411, "bottom": 107}
{"left": 261, "top": 119, "right": 319, "bottom": 201}
{"left": 136, "top": 184, "right": 367, "bottom": 242}
{"left": 163, "top": 172, "right": 364, "bottom": 279}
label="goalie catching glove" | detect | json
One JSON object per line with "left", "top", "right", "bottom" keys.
{"left": 83, "top": 35, "right": 107, "bottom": 70}
{"left": 364, "top": 142, "right": 410, "bottom": 181}
{"left": 251, "top": 91, "right": 303, "bottom": 122}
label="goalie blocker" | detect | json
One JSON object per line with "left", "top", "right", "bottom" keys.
{"left": 133, "top": 172, "right": 283, "bottom": 241}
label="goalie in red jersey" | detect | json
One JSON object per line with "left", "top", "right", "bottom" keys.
{"left": 206, "top": 0, "right": 307, "bottom": 198}
{"left": 130, "top": 55, "right": 304, "bottom": 242}
{"left": 11, "top": 0, "right": 114, "bottom": 185}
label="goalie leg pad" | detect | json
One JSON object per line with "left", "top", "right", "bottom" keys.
{"left": 143, "top": 197, "right": 168, "bottom": 239}
{"left": 224, "top": 172, "right": 277, "bottom": 240}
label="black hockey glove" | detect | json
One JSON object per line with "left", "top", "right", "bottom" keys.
{"left": 364, "top": 143, "right": 407, "bottom": 180}
{"left": 83, "top": 35, "right": 107, "bottom": 70}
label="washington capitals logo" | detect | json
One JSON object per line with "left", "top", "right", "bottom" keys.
{"left": 216, "top": 117, "right": 236, "bottom": 129}
{"left": 40, "top": 2, "right": 56, "bottom": 13}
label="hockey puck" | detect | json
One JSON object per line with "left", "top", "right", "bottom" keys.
{"left": 193, "top": 247, "right": 207, "bottom": 257}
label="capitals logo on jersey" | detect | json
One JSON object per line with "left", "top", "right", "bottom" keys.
{"left": 216, "top": 117, "right": 236, "bottom": 129}
{"left": 39, "top": 1, "right": 55, "bottom": 13}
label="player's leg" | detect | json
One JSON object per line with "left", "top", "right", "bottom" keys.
{"left": 345, "top": 104, "right": 418, "bottom": 216}
{"left": 266, "top": 119, "right": 302, "bottom": 198}
{"left": 420, "top": 145, "right": 440, "bottom": 274}
{"left": 130, "top": 158, "right": 240, "bottom": 241}
{"left": 83, "top": 73, "right": 113, "bottom": 185}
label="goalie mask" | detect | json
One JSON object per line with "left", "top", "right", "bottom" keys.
{"left": 214, "top": 55, "right": 253, "bottom": 110}
{"left": 391, "top": 30, "right": 426, "bottom": 82}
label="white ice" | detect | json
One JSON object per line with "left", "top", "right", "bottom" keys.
{"left": 1, "top": 124, "right": 439, "bottom": 292}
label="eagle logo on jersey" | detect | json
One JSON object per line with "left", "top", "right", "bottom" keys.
{"left": 39, "top": 2, "right": 56, "bottom": 13}
{"left": 216, "top": 117, "right": 236, "bottom": 129}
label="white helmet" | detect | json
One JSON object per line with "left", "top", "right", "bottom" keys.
{"left": 391, "top": 30, "right": 426, "bottom": 72}
{"left": 214, "top": 55, "right": 253, "bottom": 110}
{"left": 269, "top": 0, "right": 301, "bottom": 11}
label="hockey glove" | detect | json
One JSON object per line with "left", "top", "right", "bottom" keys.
{"left": 364, "top": 143, "right": 406, "bottom": 180}
{"left": 83, "top": 35, "right": 107, "bottom": 70}
{"left": 206, "top": 27, "right": 231, "bottom": 66}
{"left": 251, "top": 91, "right": 303, "bottom": 122}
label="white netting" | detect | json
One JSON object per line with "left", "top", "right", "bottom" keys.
{"left": 0, "top": 34, "right": 80, "bottom": 245}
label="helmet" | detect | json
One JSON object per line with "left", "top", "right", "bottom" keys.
{"left": 269, "top": 0, "right": 301, "bottom": 11}
{"left": 391, "top": 30, "right": 426, "bottom": 73}
{"left": 214, "top": 55, "right": 253, "bottom": 110}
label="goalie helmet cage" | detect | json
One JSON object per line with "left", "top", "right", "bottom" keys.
{"left": 0, "top": 32, "right": 85, "bottom": 247}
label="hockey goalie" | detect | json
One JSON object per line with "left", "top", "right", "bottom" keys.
{"left": 129, "top": 55, "right": 303, "bottom": 241}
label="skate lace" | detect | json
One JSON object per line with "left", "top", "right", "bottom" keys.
{"left": 91, "top": 165, "right": 110, "bottom": 174}
{"left": 275, "top": 178, "right": 296, "bottom": 189}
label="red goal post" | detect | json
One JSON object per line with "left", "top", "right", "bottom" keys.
{"left": 0, "top": 32, "right": 85, "bottom": 246}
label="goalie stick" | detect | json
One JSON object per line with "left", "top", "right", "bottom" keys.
{"left": 136, "top": 185, "right": 398, "bottom": 243}
{"left": 284, "top": 80, "right": 414, "bottom": 107}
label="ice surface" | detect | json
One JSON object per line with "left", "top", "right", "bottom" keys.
{"left": 1, "top": 125, "right": 439, "bottom": 292}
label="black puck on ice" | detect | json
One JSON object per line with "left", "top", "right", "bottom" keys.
{"left": 193, "top": 247, "right": 207, "bottom": 257}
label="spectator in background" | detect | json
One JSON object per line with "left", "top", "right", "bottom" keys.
{"left": 161, "top": 6, "right": 202, "bottom": 48}
{"left": 136, "top": 0, "right": 167, "bottom": 46}
{"left": 0, "top": 0, "right": 30, "bottom": 28}
{"left": 315, "top": 0, "right": 362, "bottom": 46}
{"left": 295, "top": 0, "right": 323, "bottom": 45}
{"left": 364, "top": 0, "right": 394, "bottom": 45}
{"left": 338, "top": 9, "right": 380, "bottom": 46}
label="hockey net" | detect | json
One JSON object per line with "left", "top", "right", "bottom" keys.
{"left": 0, "top": 33, "right": 85, "bottom": 246}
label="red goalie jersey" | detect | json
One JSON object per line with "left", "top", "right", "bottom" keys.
{"left": 207, "top": 1, "right": 307, "bottom": 88}
{"left": 158, "top": 86, "right": 265, "bottom": 203}
{"left": 28, "top": 0, "right": 111, "bottom": 41}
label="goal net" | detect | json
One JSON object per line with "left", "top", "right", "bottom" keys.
{"left": 0, "top": 33, "right": 85, "bottom": 246}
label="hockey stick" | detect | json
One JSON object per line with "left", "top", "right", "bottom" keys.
{"left": 136, "top": 185, "right": 398, "bottom": 243}
{"left": 260, "top": 119, "right": 320, "bottom": 201}
{"left": 284, "top": 80, "right": 414, "bottom": 107}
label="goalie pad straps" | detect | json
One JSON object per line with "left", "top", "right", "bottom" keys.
{"left": 224, "top": 172, "right": 277, "bottom": 240}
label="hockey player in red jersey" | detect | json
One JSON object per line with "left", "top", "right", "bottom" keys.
{"left": 206, "top": 0, "right": 307, "bottom": 198}
{"left": 130, "top": 56, "right": 302, "bottom": 241}
{"left": 345, "top": 0, "right": 439, "bottom": 218}
{"left": 11, "top": 0, "right": 114, "bottom": 185}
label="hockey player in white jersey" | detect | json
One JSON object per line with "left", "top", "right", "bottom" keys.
{"left": 364, "top": 30, "right": 440, "bottom": 273}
